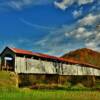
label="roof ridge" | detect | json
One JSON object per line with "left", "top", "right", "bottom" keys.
{"left": 10, "top": 47, "right": 33, "bottom": 52}
{"left": 5, "top": 47, "right": 99, "bottom": 69}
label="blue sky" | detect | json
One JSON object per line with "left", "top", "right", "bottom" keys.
{"left": 0, "top": 0, "right": 100, "bottom": 56}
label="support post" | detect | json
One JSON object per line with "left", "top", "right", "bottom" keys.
{"left": 92, "top": 75, "right": 95, "bottom": 86}
{"left": 4, "top": 59, "right": 7, "bottom": 71}
{"left": 15, "top": 54, "right": 17, "bottom": 72}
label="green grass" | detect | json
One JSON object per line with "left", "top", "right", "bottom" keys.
{"left": 0, "top": 71, "right": 17, "bottom": 87}
{"left": 0, "top": 71, "right": 100, "bottom": 100}
{"left": 0, "top": 88, "right": 100, "bottom": 100}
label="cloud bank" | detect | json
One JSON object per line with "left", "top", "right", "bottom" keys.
{"left": 54, "top": 0, "right": 94, "bottom": 10}
{"left": 0, "top": 0, "right": 54, "bottom": 10}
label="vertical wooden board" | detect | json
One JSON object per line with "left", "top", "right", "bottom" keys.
{"left": 20, "top": 58, "right": 26, "bottom": 73}
{"left": 18, "top": 57, "right": 22, "bottom": 73}
{"left": 28, "top": 59, "right": 39, "bottom": 73}
{"left": 98, "top": 70, "right": 100, "bottom": 76}
{"left": 56, "top": 62, "right": 61, "bottom": 74}
{"left": 16, "top": 57, "right": 21, "bottom": 73}
{"left": 29, "top": 59, "right": 45, "bottom": 73}
{"left": 82, "top": 67, "right": 87, "bottom": 75}
{"left": 63, "top": 64, "right": 73, "bottom": 75}
{"left": 41, "top": 61, "right": 48, "bottom": 73}
{"left": 95, "top": 69, "right": 100, "bottom": 76}
{"left": 39, "top": 60, "right": 46, "bottom": 73}
{"left": 15, "top": 57, "right": 17, "bottom": 72}
{"left": 86, "top": 67, "right": 91, "bottom": 75}
{"left": 87, "top": 67, "right": 99, "bottom": 76}
{"left": 92, "top": 68, "right": 95, "bottom": 75}
{"left": 88, "top": 67, "right": 93, "bottom": 75}
{"left": 62, "top": 64, "right": 67, "bottom": 75}
{"left": 85, "top": 67, "right": 90, "bottom": 75}
{"left": 96, "top": 69, "right": 100, "bottom": 76}
{"left": 42, "top": 61, "right": 56, "bottom": 74}
{"left": 50, "top": 62, "right": 57, "bottom": 74}
{"left": 26, "top": 58, "right": 33, "bottom": 71}
{"left": 0, "top": 57, "right": 1, "bottom": 70}
{"left": 26, "top": 59, "right": 39, "bottom": 73}
{"left": 93, "top": 68, "right": 99, "bottom": 76}
{"left": 30, "top": 59, "right": 39, "bottom": 73}
{"left": 90, "top": 67, "right": 100, "bottom": 76}
{"left": 77, "top": 65, "right": 83, "bottom": 75}
{"left": 58, "top": 63, "right": 63, "bottom": 75}
{"left": 71, "top": 65, "right": 78, "bottom": 75}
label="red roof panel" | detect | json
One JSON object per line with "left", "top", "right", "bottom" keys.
{"left": 10, "top": 48, "right": 40, "bottom": 56}
{"left": 9, "top": 47, "right": 99, "bottom": 69}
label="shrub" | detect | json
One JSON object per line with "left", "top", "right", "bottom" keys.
{"left": 71, "top": 83, "right": 88, "bottom": 90}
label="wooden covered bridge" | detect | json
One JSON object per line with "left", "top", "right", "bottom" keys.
{"left": 0, "top": 47, "right": 100, "bottom": 87}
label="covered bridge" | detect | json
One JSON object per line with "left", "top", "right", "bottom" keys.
{"left": 0, "top": 47, "right": 100, "bottom": 87}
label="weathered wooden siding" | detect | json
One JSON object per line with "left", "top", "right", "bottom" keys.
{"left": 15, "top": 57, "right": 100, "bottom": 76}
{"left": 15, "top": 57, "right": 56, "bottom": 74}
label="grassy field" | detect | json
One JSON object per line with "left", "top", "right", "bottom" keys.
{"left": 0, "top": 88, "right": 100, "bottom": 100}
{"left": 0, "top": 71, "right": 100, "bottom": 100}
{"left": 0, "top": 71, "right": 17, "bottom": 87}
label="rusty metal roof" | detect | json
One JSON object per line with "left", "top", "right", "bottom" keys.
{"left": 10, "top": 48, "right": 40, "bottom": 56}
{"left": 9, "top": 47, "right": 100, "bottom": 69}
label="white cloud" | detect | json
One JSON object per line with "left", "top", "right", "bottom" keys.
{"left": 65, "top": 12, "right": 100, "bottom": 51}
{"left": 78, "top": 13, "right": 100, "bottom": 26}
{"left": 33, "top": 26, "right": 71, "bottom": 56}
{"left": 0, "top": 0, "right": 99, "bottom": 56}
{"left": 72, "top": 8, "right": 82, "bottom": 18}
{"left": 8, "top": 1, "right": 22, "bottom": 10}
{"left": 77, "top": 27, "right": 85, "bottom": 33}
{"left": 54, "top": 0, "right": 74, "bottom": 10}
{"left": 0, "top": 0, "right": 54, "bottom": 10}
{"left": 85, "top": 30, "right": 100, "bottom": 50}
{"left": 34, "top": 24, "right": 85, "bottom": 56}
{"left": 78, "top": 0, "right": 94, "bottom": 5}
{"left": 2, "top": 0, "right": 33, "bottom": 10}
{"left": 34, "top": 11, "right": 100, "bottom": 55}
{"left": 69, "top": 27, "right": 93, "bottom": 39}
{"left": 54, "top": 0, "right": 94, "bottom": 10}
{"left": 65, "top": 32, "right": 69, "bottom": 37}
{"left": 85, "top": 42, "right": 96, "bottom": 49}
{"left": 36, "top": 0, "right": 99, "bottom": 54}
{"left": 85, "top": 39, "right": 100, "bottom": 51}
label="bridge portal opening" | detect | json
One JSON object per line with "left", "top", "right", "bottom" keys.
{"left": 4, "top": 54, "right": 14, "bottom": 71}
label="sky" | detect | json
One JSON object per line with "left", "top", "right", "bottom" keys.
{"left": 0, "top": 0, "right": 100, "bottom": 56}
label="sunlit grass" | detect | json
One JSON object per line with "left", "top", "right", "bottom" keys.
{"left": 0, "top": 88, "right": 100, "bottom": 100}
{"left": 0, "top": 71, "right": 100, "bottom": 100}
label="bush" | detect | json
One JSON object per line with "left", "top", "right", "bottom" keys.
{"left": 30, "top": 83, "right": 72, "bottom": 90}
{"left": 70, "top": 83, "right": 88, "bottom": 90}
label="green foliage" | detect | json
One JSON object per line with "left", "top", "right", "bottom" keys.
{"left": 0, "top": 71, "right": 100, "bottom": 99}
{"left": 0, "top": 71, "right": 17, "bottom": 87}
{"left": 0, "top": 88, "right": 100, "bottom": 100}
{"left": 70, "top": 83, "right": 88, "bottom": 90}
